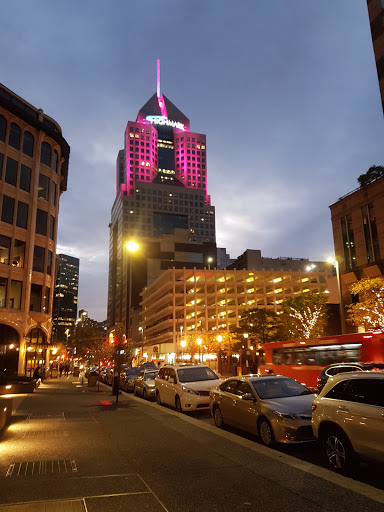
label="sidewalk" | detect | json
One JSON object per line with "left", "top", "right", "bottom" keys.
{"left": 0, "top": 376, "right": 383, "bottom": 512}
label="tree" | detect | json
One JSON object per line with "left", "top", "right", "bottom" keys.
{"left": 357, "top": 165, "right": 384, "bottom": 188}
{"left": 69, "top": 324, "right": 103, "bottom": 358}
{"left": 279, "top": 293, "right": 328, "bottom": 340}
{"left": 232, "top": 308, "right": 281, "bottom": 344}
{"left": 347, "top": 277, "right": 384, "bottom": 330}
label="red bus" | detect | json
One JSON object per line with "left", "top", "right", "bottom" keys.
{"left": 257, "top": 331, "right": 384, "bottom": 388}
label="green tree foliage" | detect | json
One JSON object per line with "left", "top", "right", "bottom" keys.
{"left": 347, "top": 277, "right": 384, "bottom": 330}
{"left": 279, "top": 293, "right": 327, "bottom": 340}
{"left": 357, "top": 165, "right": 384, "bottom": 187}
{"left": 69, "top": 324, "right": 102, "bottom": 358}
{"left": 232, "top": 308, "right": 281, "bottom": 345}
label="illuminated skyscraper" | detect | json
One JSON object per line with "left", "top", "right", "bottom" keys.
{"left": 52, "top": 254, "right": 79, "bottom": 343}
{"left": 108, "top": 62, "right": 216, "bottom": 333}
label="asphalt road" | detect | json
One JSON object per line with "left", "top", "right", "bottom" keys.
{"left": 0, "top": 377, "right": 383, "bottom": 512}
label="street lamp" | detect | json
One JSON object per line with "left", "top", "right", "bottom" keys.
{"left": 125, "top": 241, "right": 139, "bottom": 339}
{"left": 217, "top": 335, "right": 223, "bottom": 374}
{"left": 197, "top": 337, "right": 202, "bottom": 363}
{"left": 181, "top": 339, "right": 186, "bottom": 360}
{"left": 138, "top": 326, "right": 144, "bottom": 360}
{"left": 207, "top": 257, "right": 213, "bottom": 270}
{"left": 328, "top": 257, "right": 345, "bottom": 334}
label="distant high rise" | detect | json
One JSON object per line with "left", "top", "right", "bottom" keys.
{"left": 108, "top": 62, "right": 216, "bottom": 333}
{"left": 52, "top": 254, "right": 79, "bottom": 343}
{"left": 366, "top": 0, "right": 384, "bottom": 114}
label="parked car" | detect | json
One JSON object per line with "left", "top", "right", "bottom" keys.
{"left": 210, "top": 375, "right": 315, "bottom": 446}
{"left": 316, "top": 362, "right": 384, "bottom": 391}
{"left": 133, "top": 369, "right": 158, "bottom": 400}
{"left": 120, "top": 368, "right": 141, "bottom": 392}
{"left": 312, "top": 371, "right": 384, "bottom": 473}
{"left": 155, "top": 364, "right": 222, "bottom": 412}
{"left": 140, "top": 362, "right": 158, "bottom": 370}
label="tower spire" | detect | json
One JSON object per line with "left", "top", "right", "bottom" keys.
{"left": 157, "top": 59, "right": 160, "bottom": 98}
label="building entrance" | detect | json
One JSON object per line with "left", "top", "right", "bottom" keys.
{"left": 0, "top": 324, "right": 20, "bottom": 374}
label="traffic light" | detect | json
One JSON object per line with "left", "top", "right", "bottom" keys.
{"left": 109, "top": 332, "right": 116, "bottom": 344}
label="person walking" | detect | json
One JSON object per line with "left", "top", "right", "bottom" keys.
{"left": 59, "top": 364, "right": 64, "bottom": 377}
{"left": 64, "top": 364, "right": 69, "bottom": 377}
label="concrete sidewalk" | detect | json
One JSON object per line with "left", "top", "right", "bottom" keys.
{"left": 0, "top": 376, "right": 383, "bottom": 512}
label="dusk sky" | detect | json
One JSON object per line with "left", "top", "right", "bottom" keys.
{"left": 1, "top": 1, "right": 383, "bottom": 321}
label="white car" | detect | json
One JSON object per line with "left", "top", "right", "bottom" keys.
{"left": 155, "top": 364, "right": 222, "bottom": 412}
{"left": 312, "top": 372, "right": 384, "bottom": 473}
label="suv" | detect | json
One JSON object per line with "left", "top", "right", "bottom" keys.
{"left": 155, "top": 364, "right": 222, "bottom": 412}
{"left": 316, "top": 362, "right": 384, "bottom": 391}
{"left": 312, "top": 372, "right": 384, "bottom": 473}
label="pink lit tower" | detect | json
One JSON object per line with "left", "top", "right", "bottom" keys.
{"left": 108, "top": 61, "right": 216, "bottom": 331}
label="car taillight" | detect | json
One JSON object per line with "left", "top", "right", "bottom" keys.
{"left": 316, "top": 377, "right": 321, "bottom": 383}
{"left": 311, "top": 403, "right": 317, "bottom": 412}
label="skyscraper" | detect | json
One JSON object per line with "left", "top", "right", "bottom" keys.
{"left": 52, "top": 254, "right": 79, "bottom": 343}
{"left": 108, "top": 63, "right": 216, "bottom": 334}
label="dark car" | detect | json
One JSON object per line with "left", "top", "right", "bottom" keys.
{"left": 316, "top": 362, "right": 384, "bottom": 391}
{"left": 120, "top": 368, "right": 141, "bottom": 392}
{"left": 140, "top": 362, "right": 157, "bottom": 370}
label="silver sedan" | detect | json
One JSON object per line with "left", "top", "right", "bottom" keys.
{"left": 133, "top": 369, "right": 158, "bottom": 400}
{"left": 210, "top": 375, "right": 316, "bottom": 445}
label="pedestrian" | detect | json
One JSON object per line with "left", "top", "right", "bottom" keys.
{"left": 64, "top": 364, "right": 69, "bottom": 377}
{"left": 33, "top": 366, "right": 42, "bottom": 386}
{"left": 59, "top": 364, "right": 64, "bottom": 377}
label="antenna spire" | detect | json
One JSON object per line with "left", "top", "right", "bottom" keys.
{"left": 157, "top": 59, "right": 161, "bottom": 98}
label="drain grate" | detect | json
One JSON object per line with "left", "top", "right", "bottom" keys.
{"left": 20, "top": 430, "right": 70, "bottom": 438}
{"left": 6, "top": 460, "right": 77, "bottom": 477}
{"left": 26, "top": 412, "right": 65, "bottom": 422}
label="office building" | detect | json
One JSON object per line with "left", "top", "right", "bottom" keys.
{"left": 0, "top": 83, "right": 70, "bottom": 375}
{"left": 366, "top": 0, "right": 384, "bottom": 114}
{"left": 227, "top": 249, "right": 329, "bottom": 273}
{"left": 52, "top": 254, "right": 79, "bottom": 343}
{"left": 108, "top": 63, "right": 216, "bottom": 334}
{"left": 329, "top": 173, "right": 384, "bottom": 331}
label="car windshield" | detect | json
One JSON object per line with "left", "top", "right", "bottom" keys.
{"left": 127, "top": 369, "right": 140, "bottom": 377}
{"left": 177, "top": 366, "right": 219, "bottom": 383}
{"left": 144, "top": 371, "right": 157, "bottom": 381}
{"left": 252, "top": 378, "right": 312, "bottom": 399}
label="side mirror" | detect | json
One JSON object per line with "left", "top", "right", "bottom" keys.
{"left": 242, "top": 393, "right": 255, "bottom": 401}
{"left": 168, "top": 377, "right": 175, "bottom": 384}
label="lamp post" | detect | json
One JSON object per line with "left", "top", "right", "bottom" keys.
{"left": 217, "top": 334, "right": 223, "bottom": 374}
{"left": 328, "top": 257, "right": 345, "bottom": 334}
{"left": 197, "top": 337, "right": 202, "bottom": 363}
{"left": 125, "top": 241, "right": 139, "bottom": 340}
{"left": 207, "top": 257, "right": 213, "bottom": 270}
{"left": 138, "top": 326, "right": 144, "bottom": 361}
{"left": 181, "top": 339, "right": 186, "bottom": 361}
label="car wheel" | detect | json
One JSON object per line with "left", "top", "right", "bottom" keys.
{"left": 213, "top": 406, "right": 225, "bottom": 428}
{"left": 156, "top": 391, "right": 162, "bottom": 405}
{"left": 143, "top": 389, "right": 147, "bottom": 400}
{"left": 322, "top": 428, "right": 357, "bottom": 474}
{"left": 175, "top": 396, "right": 183, "bottom": 413}
{"left": 258, "top": 418, "right": 274, "bottom": 446}
{"left": 133, "top": 386, "right": 137, "bottom": 396}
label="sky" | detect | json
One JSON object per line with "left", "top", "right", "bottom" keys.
{"left": 1, "top": 1, "right": 383, "bottom": 321}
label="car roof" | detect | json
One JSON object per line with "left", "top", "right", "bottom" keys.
{"left": 162, "top": 363, "right": 209, "bottom": 369}
{"left": 226, "top": 374, "right": 294, "bottom": 383}
{"left": 329, "top": 371, "right": 384, "bottom": 382}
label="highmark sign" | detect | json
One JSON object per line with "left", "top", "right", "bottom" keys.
{"left": 146, "top": 115, "right": 185, "bottom": 131}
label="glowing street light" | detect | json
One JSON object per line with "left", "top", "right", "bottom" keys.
{"left": 197, "top": 337, "right": 202, "bottom": 363}
{"left": 207, "top": 257, "right": 213, "bottom": 270}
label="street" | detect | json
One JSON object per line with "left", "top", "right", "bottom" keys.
{"left": 0, "top": 377, "right": 383, "bottom": 512}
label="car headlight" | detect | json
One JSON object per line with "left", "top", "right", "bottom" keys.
{"left": 273, "top": 411, "right": 300, "bottom": 420}
{"left": 181, "top": 385, "right": 200, "bottom": 395}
